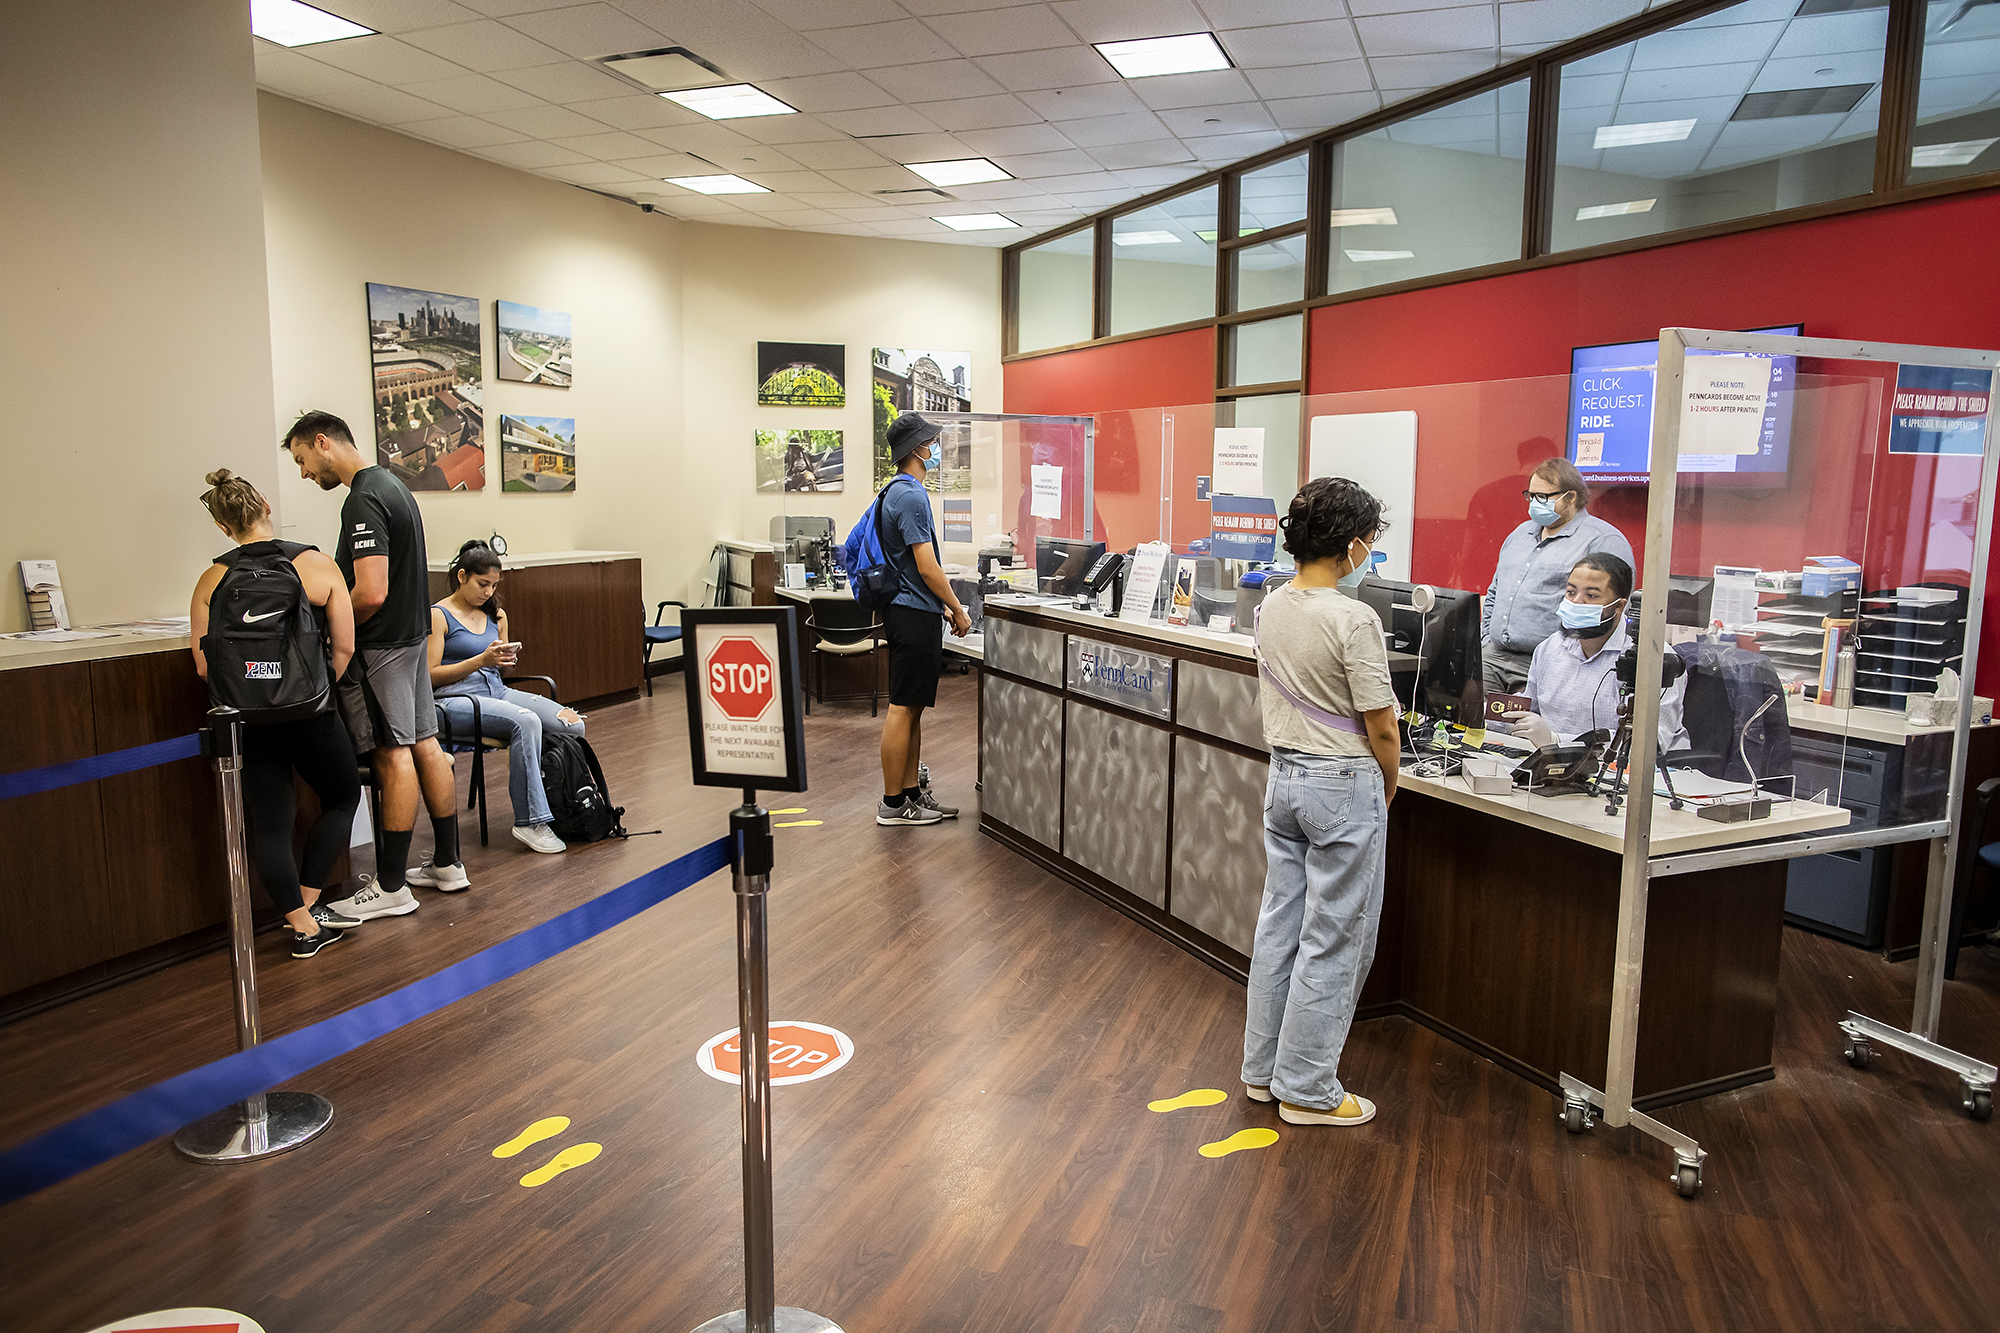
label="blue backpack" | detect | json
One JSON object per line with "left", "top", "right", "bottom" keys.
{"left": 840, "top": 474, "right": 919, "bottom": 612}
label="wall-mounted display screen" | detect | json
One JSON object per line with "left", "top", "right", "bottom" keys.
{"left": 1567, "top": 324, "right": 1802, "bottom": 487}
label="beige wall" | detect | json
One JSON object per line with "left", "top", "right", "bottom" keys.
{"left": 0, "top": 0, "right": 278, "bottom": 634}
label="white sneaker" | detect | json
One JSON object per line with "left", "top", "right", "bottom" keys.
{"left": 1243, "top": 1083, "right": 1275, "bottom": 1103}
{"left": 513, "top": 823, "right": 566, "bottom": 854}
{"left": 1279, "top": 1093, "right": 1376, "bottom": 1126}
{"left": 405, "top": 854, "right": 471, "bottom": 892}
{"left": 326, "top": 879, "right": 419, "bottom": 920}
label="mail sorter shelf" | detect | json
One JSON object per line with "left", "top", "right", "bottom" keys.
{"left": 1851, "top": 585, "right": 1968, "bottom": 711}
{"left": 1750, "top": 589, "right": 1857, "bottom": 686}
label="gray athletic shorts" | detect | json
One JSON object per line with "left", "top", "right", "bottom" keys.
{"left": 338, "top": 642, "right": 437, "bottom": 753}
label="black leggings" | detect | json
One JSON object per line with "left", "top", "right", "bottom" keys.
{"left": 242, "top": 712, "right": 362, "bottom": 916}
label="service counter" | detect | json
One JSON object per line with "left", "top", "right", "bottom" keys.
{"left": 978, "top": 597, "right": 1854, "bottom": 1110}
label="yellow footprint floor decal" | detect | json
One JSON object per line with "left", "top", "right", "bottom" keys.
{"left": 774, "top": 819, "right": 822, "bottom": 828}
{"left": 520, "top": 1142, "right": 602, "bottom": 1187}
{"left": 770, "top": 808, "right": 808, "bottom": 815}
{"left": 1148, "top": 1088, "right": 1229, "bottom": 1113}
{"left": 492, "top": 1115, "right": 570, "bottom": 1159}
{"left": 1199, "top": 1128, "right": 1279, "bottom": 1158}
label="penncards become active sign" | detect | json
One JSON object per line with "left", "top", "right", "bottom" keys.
{"left": 679, "top": 607, "right": 808, "bottom": 792}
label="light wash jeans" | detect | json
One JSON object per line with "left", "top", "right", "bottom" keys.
{"left": 436, "top": 689, "right": 584, "bottom": 828}
{"left": 1241, "top": 749, "right": 1388, "bottom": 1111}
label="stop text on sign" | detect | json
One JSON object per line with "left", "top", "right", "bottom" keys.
{"left": 703, "top": 634, "right": 777, "bottom": 723}
{"left": 709, "top": 658, "right": 771, "bottom": 698}
{"left": 696, "top": 1020, "right": 853, "bottom": 1086}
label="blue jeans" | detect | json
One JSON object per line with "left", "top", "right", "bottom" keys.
{"left": 1241, "top": 750, "right": 1388, "bottom": 1111}
{"left": 436, "top": 690, "right": 584, "bottom": 828}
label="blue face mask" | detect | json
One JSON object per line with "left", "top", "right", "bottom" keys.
{"left": 1558, "top": 596, "right": 1620, "bottom": 633}
{"left": 1528, "top": 495, "right": 1564, "bottom": 527}
{"left": 1337, "top": 540, "right": 1380, "bottom": 590}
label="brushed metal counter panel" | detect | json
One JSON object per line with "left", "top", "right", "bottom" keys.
{"left": 986, "top": 616, "right": 1065, "bottom": 687}
{"left": 1064, "top": 700, "right": 1170, "bottom": 907}
{"left": 1171, "top": 738, "right": 1270, "bottom": 957}
{"left": 981, "top": 674, "right": 1062, "bottom": 850}
{"left": 1177, "top": 659, "right": 1266, "bottom": 752}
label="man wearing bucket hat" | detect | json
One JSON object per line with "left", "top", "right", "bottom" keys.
{"left": 875, "top": 412, "right": 973, "bottom": 827}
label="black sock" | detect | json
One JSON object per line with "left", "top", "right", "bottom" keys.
{"left": 432, "top": 814, "right": 461, "bottom": 869}
{"left": 902, "top": 786, "right": 919, "bottom": 802}
{"left": 380, "top": 829, "right": 413, "bottom": 893}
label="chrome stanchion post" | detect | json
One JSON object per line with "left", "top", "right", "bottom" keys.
{"left": 175, "top": 706, "right": 334, "bottom": 1163}
{"left": 688, "top": 790, "right": 842, "bottom": 1333}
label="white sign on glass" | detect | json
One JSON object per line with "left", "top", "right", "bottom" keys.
{"left": 1679, "top": 354, "right": 1772, "bottom": 457}
{"left": 1211, "top": 427, "right": 1264, "bottom": 497}
{"left": 1029, "top": 463, "right": 1063, "bottom": 519}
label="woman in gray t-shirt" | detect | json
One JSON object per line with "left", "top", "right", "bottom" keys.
{"left": 1242, "top": 477, "right": 1402, "bottom": 1128}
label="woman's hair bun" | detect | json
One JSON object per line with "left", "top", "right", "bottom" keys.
{"left": 205, "top": 468, "right": 236, "bottom": 488}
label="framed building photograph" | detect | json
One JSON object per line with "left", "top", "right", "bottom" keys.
{"left": 500, "top": 415, "right": 576, "bottom": 492}
{"left": 367, "top": 282, "right": 485, "bottom": 491}
{"left": 872, "top": 347, "right": 971, "bottom": 487}
{"left": 757, "top": 341, "right": 845, "bottom": 407}
{"left": 755, "top": 429, "right": 844, "bottom": 493}
{"left": 497, "top": 300, "right": 572, "bottom": 386}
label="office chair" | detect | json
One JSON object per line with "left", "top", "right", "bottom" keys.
{"left": 1673, "top": 641, "right": 1793, "bottom": 784}
{"left": 1944, "top": 776, "right": 2000, "bottom": 980}
{"left": 804, "top": 601, "right": 884, "bottom": 717}
{"left": 645, "top": 601, "right": 686, "bottom": 698}
{"left": 435, "top": 674, "right": 559, "bottom": 846}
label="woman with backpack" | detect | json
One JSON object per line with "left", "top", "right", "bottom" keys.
{"left": 428, "top": 540, "right": 583, "bottom": 854}
{"left": 190, "top": 469, "right": 363, "bottom": 960}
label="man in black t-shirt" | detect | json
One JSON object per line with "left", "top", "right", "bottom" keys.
{"left": 284, "top": 411, "right": 468, "bottom": 920}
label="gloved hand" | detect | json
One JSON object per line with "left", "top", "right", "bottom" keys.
{"left": 1501, "top": 711, "right": 1556, "bottom": 750}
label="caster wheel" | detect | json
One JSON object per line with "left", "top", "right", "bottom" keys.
{"left": 1966, "top": 1088, "right": 1992, "bottom": 1122}
{"left": 1564, "top": 1102, "right": 1589, "bottom": 1134}
{"left": 1675, "top": 1164, "right": 1701, "bottom": 1199}
{"left": 1844, "top": 1039, "right": 1871, "bottom": 1069}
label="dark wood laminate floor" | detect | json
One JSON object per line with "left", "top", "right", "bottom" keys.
{"left": 3, "top": 672, "right": 1998, "bottom": 1333}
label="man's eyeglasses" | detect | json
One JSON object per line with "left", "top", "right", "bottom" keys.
{"left": 1521, "top": 488, "right": 1569, "bottom": 501}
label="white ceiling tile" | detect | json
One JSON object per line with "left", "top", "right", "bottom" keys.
{"left": 900, "top": 0, "right": 1046, "bottom": 13}
{"left": 491, "top": 60, "right": 635, "bottom": 102}
{"left": 1157, "top": 101, "right": 1277, "bottom": 136}
{"left": 254, "top": 47, "right": 380, "bottom": 99}
{"left": 1057, "top": 109, "right": 1172, "bottom": 147}
{"left": 666, "top": 31, "right": 855, "bottom": 81}
{"left": 807, "top": 19, "right": 962, "bottom": 66}
{"left": 1368, "top": 50, "right": 1505, "bottom": 90}
{"left": 1197, "top": 0, "right": 1341, "bottom": 24}
{"left": 304, "top": 36, "right": 470, "bottom": 85}
{"left": 312, "top": 85, "right": 459, "bottom": 124}
{"left": 1087, "top": 138, "right": 1202, "bottom": 169}
{"left": 908, "top": 93, "right": 1046, "bottom": 130}
{"left": 784, "top": 190, "right": 882, "bottom": 208}
{"left": 825, "top": 164, "right": 940, "bottom": 189}
{"left": 1188, "top": 128, "right": 1287, "bottom": 158}
{"left": 728, "top": 116, "right": 855, "bottom": 145}
{"left": 992, "top": 147, "right": 1107, "bottom": 176}
{"left": 484, "top": 102, "right": 619, "bottom": 137}
{"left": 830, "top": 204, "right": 914, "bottom": 219}
{"left": 1353, "top": 9, "right": 1497, "bottom": 58}
{"left": 1558, "top": 71, "right": 1626, "bottom": 109}
{"left": 1115, "top": 163, "right": 1208, "bottom": 186}
{"left": 760, "top": 71, "right": 900, "bottom": 113}
{"left": 735, "top": 170, "right": 841, "bottom": 192}
{"left": 452, "top": 0, "right": 578, "bottom": 15}
{"left": 1245, "top": 59, "right": 1375, "bottom": 100}
{"left": 1129, "top": 69, "right": 1259, "bottom": 110}
{"left": 924, "top": 5, "right": 1078, "bottom": 57}
{"left": 551, "top": 129, "right": 665, "bottom": 158}
{"left": 400, "top": 114, "right": 534, "bottom": 148}
{"left": 322, "top": 0, "right": 485, "bottom": 32}
{"left": 782, "top": 138, "right": 897, "bottom": 168}
{"left": 397, "top": 19, "right": 565, "bottom": 71}
{"left": 818, "top": 105, "right": 945, "bottom": 135}
{"left": 1629, "top": 21, "right": 1787, "bottom": 71}
{"left": 610, "top": 151, "right": 716, "bottom": 177}
{"left": 503, "top": 3, "right": 672, "bottom": 58}
{"left": 746, "top": 207, "right": 853, "bottom": 225}
{"left": 1050, "top": 0, "right": 1210, "bottom": 44}
{"left": 1769, "top": 9, "right": 1891, "bottom": 60}
{"left": 479, "top": 139, "right": 594, "bottom": 168}
{"left": 398, "top": 71, "right": 548, "bottom": 113}
{"left": 752, "top": 0, "right": 912, "bottom": 26}
{"left": 648, "top": 122, "right": 762, "bottom": 157}
{"left": 1753, "top": 51, "right": 1886, "bottom": 94}
{"left": 974, "top": 46, "right": 1122, "bottom": 91}
{"left": 1345, "top": 0, "right": 1453, "bottom": 14}
{"left": 1620, "top": 62, "right": 1760, "bottom": 103}
{"left": 1221, "top": 20, "right": 1364, "bottom": 69}
{"left": 566, "top": 94, "right": 703, "bottom": 130}
{"left": 1053, "top": 186, "right": 1138, "bottom": 206}
{"left": 1499, "top": 0, "right": 1647, "bottom": 50}
{"left": 1265, "top": 89, "right": 1382, "bottom": 129}
{"left": 1019, "top": 83, "right": 1149, "bottom": 119}
{"left": 869, "top": 131, "right": 978, "bottom": 160}
{"left": 541, "top": 161, "right": 654, "bottom": 185}
{"left": 655, "top": 193, "right": 756, "bottom": 216}
{"left": 947, "top": 177, "right": 1062, "bottom": 199}
{"left": 956, "top": 123, "right": 1078, "bottom": 155}
{"left": 859, "top": 58, "right": 1006, "bottom": 101}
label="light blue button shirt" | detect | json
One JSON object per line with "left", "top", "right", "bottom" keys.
{"left": 1482, "top": 510, "right": 1635, "bottom": 654}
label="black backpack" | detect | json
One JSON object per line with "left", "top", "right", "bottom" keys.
{"left": 540, "top": 732, "right": 627, "bottom": 843}
{"left": 202, "top": 542, "right": 331, "bottom": 723}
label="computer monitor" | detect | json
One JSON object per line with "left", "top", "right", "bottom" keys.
{"left": 1355, "top": 578, "right": 1484, "bottom": 724}
{"left": 1036, "top": 537, "right": 1105, "bottom": 596}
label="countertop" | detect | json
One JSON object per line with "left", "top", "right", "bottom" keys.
{"left": 426, "top": 548, "right": 637, "bottom": 572}
{"left": 0, "top": 628, "right": 188, "bottom": 672}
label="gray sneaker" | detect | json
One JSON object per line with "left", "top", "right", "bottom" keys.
{"left": 915, "top": 763, "right": 958, "bottom": 818}
{"left": 877, "top": 796, "right": 943, "bottom": 826}
{"left": 326, "top": 879, "right": 419, "bottom": 920}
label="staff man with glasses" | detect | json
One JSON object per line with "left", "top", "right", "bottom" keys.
{"left": 1480, "top": 457, "right": 1633, "bottom": 695}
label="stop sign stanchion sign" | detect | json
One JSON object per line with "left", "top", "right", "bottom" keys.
{"left": 706, "top": 636, "right": 776, "bottom": 722}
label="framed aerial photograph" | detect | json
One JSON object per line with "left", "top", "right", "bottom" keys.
{"left": 367, "top": 282, "right": 484, "bottom": 491}
{"left": 757, "top": 342, "right": 845, "bottom": 408}
{"left": 497, "top": 300, "right": 572, "bottom": 386}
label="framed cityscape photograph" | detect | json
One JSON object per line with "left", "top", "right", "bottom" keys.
{"left": 872, "top": 347, "right": 971, "bottom": 488}
{"left": 757, "top": 341, "right": 845, "bottom": 408}
{"left": 497, "top": 300, "right": 572, "bottom": 386}
{"left": 501, "top": 415, "right": 576, "bottom": 493}
{"left": 367, "top": 282, "right": 485, "bottom": 491}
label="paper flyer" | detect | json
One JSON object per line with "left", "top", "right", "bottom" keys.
{"left": 1029, "top": 463, "right": 1063, "bottom": 519}
{"left": 1119, "top": 542, "right": 1171, "bottom": 624}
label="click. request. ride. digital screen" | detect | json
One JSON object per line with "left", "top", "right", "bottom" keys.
{"left": 1567, "top": 325, "right": 1801, "bottom": 487}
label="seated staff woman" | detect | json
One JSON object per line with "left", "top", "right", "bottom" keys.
{"left": 190, "top": 469, "right": 363, "bottom": 960}
{"left": 1242, "top": 476, "right": 1402, "bottom": 1128}
{"left": 428, "top": 540, "right": 583, "bottom": 855}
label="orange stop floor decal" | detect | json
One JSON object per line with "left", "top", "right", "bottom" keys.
{"left": 697, "top": 1021, "right": 853, "bottom": 1086}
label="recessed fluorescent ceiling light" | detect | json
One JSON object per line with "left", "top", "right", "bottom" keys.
{"left": 251, "top": 0, "right": 374, "bottom": 46}
{"left": 662, "top": 84, "right": 796, "bottom": 120}
{"left": 1593, "top": 119, "right": 1697, "bottom": 148}
{"left": 1114, "top": 230, "right": 1180, "bottom": 245}
{"left": 1094, "top": 32, "right": 1232, "bottom": 79}
{"left": 905, "top": 158, "right": 1012, "bottom": 186}
{"left": 1576, "top": 198, "right": 1657, "bottom": 220}
{"left": 1328, "top": 207, "right": 1398, "bottom": 226}
{"left": 934, "top": 213, "right": 1019, "bottom": 231}
{"left": 665, "top": 174, "right": 769, "bottom": 195}
{"left": 1344, "top": 249, "right": 1415, "bottom": 262}
{"left": 1911, "top": 137, "right": 1998, "bottom": 167}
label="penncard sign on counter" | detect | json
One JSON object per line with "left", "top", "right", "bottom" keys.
{"left": 1210, "top": 495, "right": 1280, "bottom": 562}
{"left": 680, "top": 607, "right": 808, "bottom": 791}
{"left": 1889, "top": 365, "right": 1993, "bottom": 456}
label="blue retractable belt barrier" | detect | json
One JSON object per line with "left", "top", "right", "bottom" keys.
{"left": 0, "top": 733, "right": 203, "bottom": 802}
{"left": 0, "top": 835, "right": 732, "bottom": 1204}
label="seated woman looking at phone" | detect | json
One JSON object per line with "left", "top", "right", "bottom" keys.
{"left": 429, "top": 540, "right": 583, "bottom": 854}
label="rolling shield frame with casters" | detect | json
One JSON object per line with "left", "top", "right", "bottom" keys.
{"left": 1556, "top": 328, "right": 1999, "bottom": 1199}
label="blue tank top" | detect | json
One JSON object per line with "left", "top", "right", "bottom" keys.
{"left": 434, "top": 604, "right": 503, "bottom": 699}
